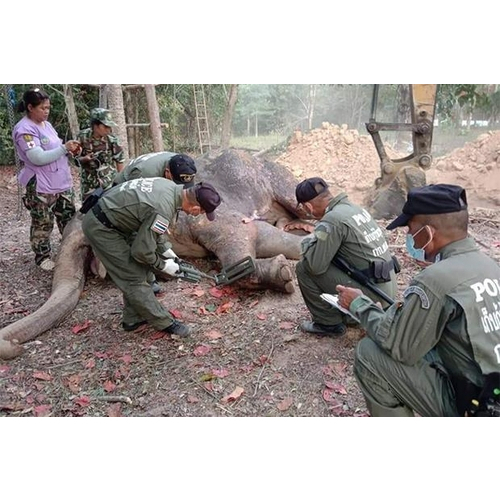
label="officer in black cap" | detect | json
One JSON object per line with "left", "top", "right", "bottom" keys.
{"left": 111, "top": 151, "right": 197, "bottom": 294}
{"left": 82, "top": 178, "right": 222, "bottom": 338}
{"left": 113, "top": 151, "right": 197, "bottom": 188}
{"left": 386, "top": 183, "right": 468, "bottom": 230}
{"left": 337, "top": 183, "right": 500, "bottom": 417}
{"left": 168, "top": 154, "right": 197, "bottom": 188}
{"left": 294, "top": 177, "right": 397, "bottom": 337}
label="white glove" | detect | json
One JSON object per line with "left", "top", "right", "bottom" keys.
{"left": 162, "top": 248, "right": 178, "bottom": 260}
{"left": 162, "top": 259, "right": 180, "bottom": 277}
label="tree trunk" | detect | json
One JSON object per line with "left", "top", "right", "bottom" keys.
{"left": 99, "top": 85, "right": 109, "bottom": 108}
{"left": 220, "top": 84, "right": 239, "bottom": 149}
{"left": 63, "top": 85, "right": 79, "bottom": 140}
{"left": 144, "top": 84, "right": 163, "bottom": 152}
{"left": 124, "top": 87, "right": 142, "bottom": 160}
{"left": 106, "top": 84, "right": 129, "bottom": 161}
{"left": 307, "top": 84, "right": 317, "bottom": 130}
{"left": 123, "top": 87, "right": 136, "bottom": 159}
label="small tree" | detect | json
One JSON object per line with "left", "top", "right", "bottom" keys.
{"left": 220, "top": 85, "right": 239, "bottom": 149}
{"left": 106, "top": 84, "right": 129, "bottom": 161}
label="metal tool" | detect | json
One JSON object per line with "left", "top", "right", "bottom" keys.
{"left": 177, "top": 256, "right": 256, "bottom": 286}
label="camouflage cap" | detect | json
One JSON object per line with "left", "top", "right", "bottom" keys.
{"left": 90, "top": 108, "right": 117, "bottom": 127}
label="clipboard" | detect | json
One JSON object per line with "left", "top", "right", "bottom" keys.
{"left": 321, "top": 294, "right": 360, "bottom": 323}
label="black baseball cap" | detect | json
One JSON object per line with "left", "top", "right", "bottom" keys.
{"left": 387, "top": 184, "right": 468, "bottom": 230}
{"left": 169, "top": 154, "right": 197, "bottom": 188}
{"left": 296, "top": 177, "right": 329, "bottom": 204}
{"left": 195, "top": 183, "right": 222, "bottom": 221}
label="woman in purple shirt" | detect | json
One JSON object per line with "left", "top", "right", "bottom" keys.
{"left": 12, "top": 88, "right": 81, "bottom": 271}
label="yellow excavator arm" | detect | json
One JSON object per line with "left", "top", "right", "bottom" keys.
{"left": 365, "top": 84, "right": 438, "bottom": 219}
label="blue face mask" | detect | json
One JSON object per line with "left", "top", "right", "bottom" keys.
{"left": 406, "top": 225, "right": 433, "bottom": 262}
{"left": 406, "top": 233, "right": 426, "bottom": 262}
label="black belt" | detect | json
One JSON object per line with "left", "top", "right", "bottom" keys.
{"left": 92, "top": 203, "right": 119, "bottom": 231}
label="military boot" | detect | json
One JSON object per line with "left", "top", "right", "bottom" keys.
{"left": 163, "top": 320, "right": 191, "bottom": 338}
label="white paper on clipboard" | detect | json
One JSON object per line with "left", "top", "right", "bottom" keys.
{"left": 321, "top": 294, "right": 360, "bottom": 323}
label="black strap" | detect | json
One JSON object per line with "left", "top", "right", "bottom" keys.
{"left": 92, "top": 203, "right": 118, "bottom": 231}
{"left": 332, "top": 256, "right": 395, "bottom": 306}
{"left": 79, "top": 187, "right": 105, "bottom": 214}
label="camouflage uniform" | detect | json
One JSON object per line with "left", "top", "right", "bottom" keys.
{"left": 12, "top": 113, "right": 76, "bottom": 267}
{"left": 76, "top": 108, "right": 124, "bottom": 200}
{"left": 24, "top": 177, "right": 76, "bottom": 265}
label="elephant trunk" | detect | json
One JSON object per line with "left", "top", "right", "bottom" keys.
{"left": 0, "top": 215, "right": 91, "bottom": 360}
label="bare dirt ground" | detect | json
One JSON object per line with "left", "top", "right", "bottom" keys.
{"left": 1, "top": 127, "right": 500, "bottom": 418}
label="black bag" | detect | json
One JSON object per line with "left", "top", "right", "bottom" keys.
{"left": 452, "top": 373, "right": 500, "bottom": 417}
{"left": 366, "top": 256, "right": 401, "bottom": 284}
{"left": 468, "top": 373, "right": 500, "bottom": 417}
{"left": 79, "top": 187, "right": 104, "bottom": 214}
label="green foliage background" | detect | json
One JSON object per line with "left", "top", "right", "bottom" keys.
{"left": 2, "top": 84, "right": 500, "bottom": 166}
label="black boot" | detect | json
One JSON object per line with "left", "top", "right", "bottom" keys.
{"left": 163, "top": 320, "right": 191, "bottom": 338}
{"left": 300, "top": 321, "right": 346, "bottom": 338}
{"left": 122, "top": 320, "right": 148, "bottom": 332}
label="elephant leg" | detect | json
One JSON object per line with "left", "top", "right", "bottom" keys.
{"left": 254, "top": 221, "right": 305, "bottom": 260}
{"left": 186, "top": 213, "right": 296, "bottom": 293}
{"left": 239, "top": 254, "right": 295, "bottom": 294}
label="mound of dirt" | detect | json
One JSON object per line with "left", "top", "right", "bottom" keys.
{"left": 428, "top": 131, "right": 500, "bottom": 208}
{"left": 275, "top": 122, "right": 401, "bottom": 205}
{"left": 276, "top": 123, "right": 500, "bottom": 210}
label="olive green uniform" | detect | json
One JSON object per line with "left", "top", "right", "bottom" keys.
{"left": 113, "top": 152, "right": 176, "bottom": 185}
{"left": 296, "top": 193, "right": 397, "bottom": 326}
{"left": 351, "top": 238, "right": 500, "bottom": 417}
{"left": 82, "top": 177, "right": 183, "bottom": 330}
{"left": 112, "top": 152, "right": 179, "bottom": 262}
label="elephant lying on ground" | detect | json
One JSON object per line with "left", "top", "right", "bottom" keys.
{"left": 170, "top": 149, "right": 310, "bottom": 293}
{"left": 0, "top": 149, "right": 308, "bottom": 359}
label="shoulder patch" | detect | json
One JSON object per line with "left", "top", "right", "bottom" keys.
{"left": 315, "top": 221, "right": 332, "bottom": 233}
{"left": 315, "top": 222, "right": 333, "bottom": 241}
{"left": 23, "top": 134, "right": 36, "bottom": 149}
{"left": 151, "top": 215, "right": 170, "bottom": 235}
{"left": 404, "top": 286, "right": 430, "bottom": 309}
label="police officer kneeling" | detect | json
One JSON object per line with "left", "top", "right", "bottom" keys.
{"left": 295, "top": 177, "right": 398, "bottom": 337}
{"left": 82, "top": 177, "right": 221, "bottom": 338}
{"left": 337, "top": 184, "right": 500, "bottom": 417}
